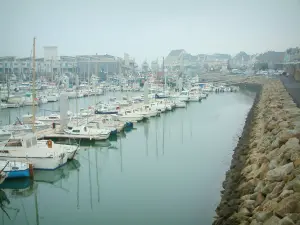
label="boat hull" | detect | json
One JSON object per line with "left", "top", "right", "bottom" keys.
{"left": 0, "top": 156, "right": 68, "bottom": 170}
{"left": 6, "top": 169, "right": 30, "bottom": 179}
{"left": 0, "top": 134, "right": 11, "bottom": 142}
{"left": 95, "top": 110, "right": 118, "bottom": 115}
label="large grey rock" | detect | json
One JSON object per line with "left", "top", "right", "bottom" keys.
{"left": 292, "top": 179, "right": 300, "bottom": 192}
{"left": 250, "top": 219, "right": 263, "bottom": 225}
{"left": 262, "top": 182, "right": 277, "bottom": 195}
{"left": 275, "top": 193, "right": 300, "bottom": 217}
{"left": 266, "top": 163, "right": 294, "bottom": 182}
{"left": 239, "top": 207, "right": 251, "bottom": 216}
{"left": 278, "top": 130, "right": 298, "bottom": 144}
{"left": 271, "top": 138, "right": 280, "bottom": 150}
{"left": 269, "top": 159, "right": 279, "bottom": 170}
{"left": 286, "top": 213, "right": 300, "bottom": 223}
{"left": 263, "top": 215, "right": 280, "bottom": 225}
{"left": 255, "top": 181, "right": 265, "bottom": 193}
{"left": 255, "top": 211, "right": 273, "bottom": 222}
{"left": 243, "top": 199, "right": 256, "bottom": 210}
{"left": 278, "top": 216, "right": 295, "bottom": 225}
{"left": 279, "top": 190, "right": 294, "bottom": 200}
{"left": 279, "top": 121, "right": 289, "bottom": 129}
{"left": 282, "top": 138, "right": 300, "bottom": 157}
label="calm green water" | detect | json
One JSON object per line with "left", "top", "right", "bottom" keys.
{"left": 0, "top": 91, "right": 255, "bottom": 225}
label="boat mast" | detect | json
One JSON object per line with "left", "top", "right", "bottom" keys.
{"left": 163, "top": 57, "right": 166, "bottom": 93}
{"left": 32, "top": 37, "right": 36, "bottom": 132}
{"left": 34, "top": 190, "right": 40, "bottom": 225}
{"left": 51, "top": 56, "right": 54, "bottom": 82}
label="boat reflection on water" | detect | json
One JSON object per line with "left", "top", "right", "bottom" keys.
{"left": 0, "top": 160, "right": 81, "bottom": 224}
{"left": 34, "top": 159, "right": 80, "bottom": 184}
{"left": 0, "top": 178, "right": 33, "bottom": 191}
{"left": 0, "top": 160, "right": 80, "bottom": 191}
{"left": 109, "top": 132, "right": 126, "bottom": 142}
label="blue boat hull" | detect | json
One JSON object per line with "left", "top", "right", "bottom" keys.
{"left": 125, "top": 122, "right": 133, "bottom": 128}
{"left": 110, "top": 129, "right": 118, "bottom": 136}
{"left": 6, "top": 169, "right": 30, "bottom": 179}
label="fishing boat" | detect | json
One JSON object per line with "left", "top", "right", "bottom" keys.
{"left": 0, "top": 160, "right": 30, "bottom": 179}
{"left": 0, "top": 133, "right": 78, "bottom": 170}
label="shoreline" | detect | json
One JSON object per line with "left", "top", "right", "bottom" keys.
{"left": 213, "top": 80, "right": 300, "bottom": 225}
{"left": 213, "top": 84, "right": 262, "bottom": 225}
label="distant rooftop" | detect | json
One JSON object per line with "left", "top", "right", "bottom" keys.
{"left": 168, "top": 49, "right": 185, "bottom": 57}
{"left": 257, "top": 51, "right": 285, "bottom": 63}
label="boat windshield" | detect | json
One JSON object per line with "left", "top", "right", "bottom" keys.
{"left": 5, "top": 139, "right": 22, "bottom": 147}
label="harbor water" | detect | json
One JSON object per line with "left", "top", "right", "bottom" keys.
{"left": 0, "top": 91, "right": 255, "bottom": 225}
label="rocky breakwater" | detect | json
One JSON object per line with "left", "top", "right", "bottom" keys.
{"left": 214, "top": 80, "right": 300, "bottom": 225}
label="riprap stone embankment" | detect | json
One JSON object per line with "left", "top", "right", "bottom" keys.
{"left": 214, "top": 80, "right": 300, "bottom": 225}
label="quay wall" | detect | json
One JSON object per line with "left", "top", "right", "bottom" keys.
{"left": 213, "top": 79, "right": 300, "bottom": 225}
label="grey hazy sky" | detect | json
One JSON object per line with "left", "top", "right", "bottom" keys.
{"left": 1, "top": 0, "right": 300, "bottom": 63}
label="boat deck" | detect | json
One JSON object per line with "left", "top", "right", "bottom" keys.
{"left": 36, "top": 128, "right": 107, "bottom": 141}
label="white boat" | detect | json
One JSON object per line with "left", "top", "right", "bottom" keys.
{"left": 150, "top": 102, "right": 166, "bottom": 112}
{"left": 175, "top": 101, "right": 186, "bottom": 108}
{"left": 79, "top": 108, "right": 93, "bottom": 117}
{"left": 36, "top": 114, "right": 60, "bottom": 123}
{"left": 95, "top": 104, "right": 119, "bottom": 114}
{"left": 23, "top": 96, "right": 39, "bottom": 106}
{"left": 47, "top": 93, "right": 59, "bottom": 102}
{"left": 64, "top": 125, "right": 111, "bottom": 140}
{"left": 2, "top": 123, "right": 32, "bottom": 132}
{"left": 6, "top": 103, "right": 21, "bottom": 108}
{"left": 37, "top": 140, "right": 79, "bottom": 160}
{"left": 156, "top": 100, "right": 173, "bottom": 111}
{"left": 178, "top": 90, "right": 189, "bottom": 102}
{"left": 0, "top": 102, "right": 7, "bottom": 109}
{"left": 116, "top": 109, "right": 144, "bottom": 122}
{"left": 86, "top": 122, "right": 118, "bottom": 135}
{"left": 133, "top": 106, "right": 157, "bottom": 118}
{"left": 141, "top": 104, "right": 159, "bottom": 116}
{"left": 39, "top": 96, "right": 48, "bottom": 104}
{"left": 200, "top": 93, "right": 207, "bottom": 99}
{"left": 0, "top": 129, "right": 11, "bottom": 142}
{"left": 189, "top": 93, "right": 200, "bottom": 102}
{"left": 63, "top": 90, "right": 76, "bottom": 99}
{"left": 0, "top": 133, "right": 78, "bottom": 170}
{"left": 93, "top": 116, "right": 125, "bottom": 132}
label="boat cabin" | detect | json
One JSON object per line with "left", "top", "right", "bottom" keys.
{"left": 5, "top": 134, "right": 37, "bottom": 148}
{"left": 87, "top": 122, "right": 100, "bottom": 129}
{"left": 180, "top": 90, "right": 189, "bottom": 96}
{"left": 48, "top": 114, "right": 60, "bottom": 120}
